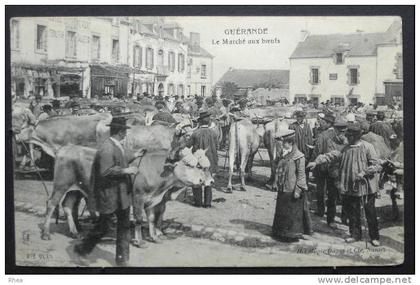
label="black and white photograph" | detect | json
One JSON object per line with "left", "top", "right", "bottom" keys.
{"left": 6, "top": 7, "right": 414, "bottom": 272}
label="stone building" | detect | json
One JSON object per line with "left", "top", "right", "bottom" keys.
{"left": 289, "top": 20, "right": 403, "bottom": 106}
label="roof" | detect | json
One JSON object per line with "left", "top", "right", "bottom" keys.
{"left": 188, "top": 46, "right": 213, "bottom": 58}
{"left": 216, "top": 69, "right": 289, "bottom": 89}
{"left": 290, "top": 20, "right": 402, "bottom": 59}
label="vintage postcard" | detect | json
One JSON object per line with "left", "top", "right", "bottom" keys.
{"left": 7, "top": 10, "right": 412, "bottom": 270}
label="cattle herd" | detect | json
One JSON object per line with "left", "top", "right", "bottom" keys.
{"left": 11, "top": 95, "right": 404, "bottom": 247}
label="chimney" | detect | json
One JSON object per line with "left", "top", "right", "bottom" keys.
{"left": 300, "top": 30, "right": 309, "bottom": 42}
{"left": 190, "top": 32, "right": 200, "bottom": 52}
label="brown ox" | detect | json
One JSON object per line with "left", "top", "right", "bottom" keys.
{"left": 41, "top": 145, "right": 213, "bottom": 241}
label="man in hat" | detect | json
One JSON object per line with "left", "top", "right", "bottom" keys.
{"left": 369, "top": 111, "right": 396, "bottom": 148}
{"left": 74, "top": 117, "right": 143, "bottom": 266}
{"left": 29, "top": 94, "right": 43, "bottom": 118}
{"left": 152, "top": 100, "right": 176, "bottom": 124}
{"left": 219, "top": 99, "right": 232, "bottom": 149}
{"left": 37, "top": 104, "right": 57, "bottom": 121}
{"left": 307, "top": 123, "right": 382, "bottom": 246}
{"left": 365, "top": 110, "right": 377, "bottom": 124}
{"left": 309, "top": 112, "right": 340, "bottom": 228}
{"left": 188, "top": 111, "right": 218, "bottom": 208}
{"left": 289, "top": 110, "right": 314, "bottom": 163}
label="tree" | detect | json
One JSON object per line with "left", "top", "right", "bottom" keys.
{"left": 220, "top": 81, "right": 239, "bottom": 100}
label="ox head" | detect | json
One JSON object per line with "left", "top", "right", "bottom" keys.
{"left": 163, "top": 146, "right": 214, "bottom": 187}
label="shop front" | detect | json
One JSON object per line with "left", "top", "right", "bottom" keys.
{"left": 384, "top": 80, "right": 403, "bottom": 106}
{"left": 90, "top": 64, "right": 129, "bottom": 99}
{"left": 11, "top": 63, "right": 84, "bottom": 99}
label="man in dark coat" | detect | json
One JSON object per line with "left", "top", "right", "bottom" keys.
{"left": 369, "top": 111, "right": 396, "bottom": 148}
{"left": 310, "top": 112, "right": 339, "bottom": 228}
{"left": 74, "top": 117, "right": 141, "bottom": 266}
{"left": 289, "top": 110, "right": 314, "bottom": 162}
{"left": 189, "top": 111, "right": 218, "bottom": 208}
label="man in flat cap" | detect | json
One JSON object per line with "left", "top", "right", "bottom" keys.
{"left": 188, "top": 111, "right": 218, "bottom": 208}
{"left": 369, "top": 111, "right": 396, "bottom": 148}
{"left": 75, "top": 117, "right": 144, "bottom": 266}
{"left": 308, "top": 123, "right": 382, "bottom": 246}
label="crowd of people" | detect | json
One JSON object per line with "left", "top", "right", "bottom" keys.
{"left": 13, "top": 90, "right": 404, "bottom": 265}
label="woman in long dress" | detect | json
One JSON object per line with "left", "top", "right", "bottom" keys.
{"left": 272, "top": 129, "right": 312, "bottom": 242}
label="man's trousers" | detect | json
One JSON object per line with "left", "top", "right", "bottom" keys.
{"left": 315, "top": 176, "right": 339, "bottom": 224}
{"left": 77, "top": 207, "right": 131, "bottom": 264}
{"left": 342, "top": 194, "right": 379, "bottom": 241}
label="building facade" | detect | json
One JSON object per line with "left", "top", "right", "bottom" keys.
{"left": 289, "top": 20, "right": 402, "bottom": 106}
{"left": 10, "top": 16, "right": 214, "bottom": 99}
{"left": 187, "top": 32, "right": 214, "bottom": 97}
{"left": 10, "top": 17, "right": 131, "bottom": 99}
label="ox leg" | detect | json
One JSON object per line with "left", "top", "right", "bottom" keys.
{"left": 145, "top": 208, "right": 161, "bottom": 243}
{"left": 239, "top": 150, "right": 250, "bottom": 192}
{"left": 155, "top": 203, "right": 167, "bottom": 239}
{"left": 41, "top": 199, "right": 57, "bottom": 240}
{"left": 28, "top": 143, "right": 36, "bottom": 167}
{"left": 226, "top": 133, "right": 235, "bottom": 193}
{"left": 245, "top": 150, "right": 257, "bottom": 182}
{"left": 62, "top": 191, "right": 81, "bottom": 239}
{"left": 42, "top": 188, "right": 65, "bottom": 241}
{"left": 131, "top": 199, "right": 147, "bottom": 248}
{"left": 265, "top": 139, "right": 277, "bottom": 189}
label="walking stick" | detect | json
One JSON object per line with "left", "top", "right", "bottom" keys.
{"left": 356, "top": 178, "right": 369, "bottom": 249}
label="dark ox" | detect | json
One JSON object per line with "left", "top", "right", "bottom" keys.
{"left": 41, "top": 145, "right": 213, "bottom": 242}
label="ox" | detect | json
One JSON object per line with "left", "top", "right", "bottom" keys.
{"left": 41, "top": 145, "right": 213, "bottom": 241}
{"left": 131, "top": 147, "right": 214, "bottom": 244}
{"left": 227, "top": 118, "right": 264, "bottom": 192}
{"left": 30, "top": 113, "right": 112, "bottom": 158}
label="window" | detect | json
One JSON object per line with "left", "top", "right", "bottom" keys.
{"left": 331, "top": 97, "right": 345, "bottom": 106}
{"left": 395, "top": 54, "right": 403, "bottom": 79}
{"left": 201, "top": 85, "right": 206, "bottom": 96}
{"left": 66, "top": 31, "right": 77, "bottom": 58}
{"left": 336, "top": 53, "right": 343, "bottom": 64}
{"left": 294, "top": 95, "right": 307, "bottom": 104}
{"left": 146, "top": 47, "right": 154, "bottom": 69}
{"left": 349, "top": 68, "right": 359, "bottom": 85}
{"left": 177, "top": 84, "right": 184, "bottom": 96}
{"left": 201, "top": 64, "right": 207, "bottom": 78}
{"left": 11, "top": 19, "right": 20, "bottom": 50}
{"left": 112, "top": 39, "right": 119, "bottom": 63}
{"left": 168, "top": 51, "right": 175, "bottom": 72}
{"left": 36, "top": 25, "right": 47, "bottom": 52}
{"left": 187, "top": 85, "right": 191, "bottom": 95}
{"left": 178, "top": 53, "right": 185, "bottom": 72}
{"left": 329, "top": 73, "right": 338, "bottom": 80}
{"left": 91, "top": 35, "right": 100, "bottom": 60}
{"left": 167, "top": 83, "right": 175, "bottom": 96}
{"left": 310, "top": 67, "right": 319, "bottom": 84}
{"left": 133, "top": 45, "right": 142, "bottom": 67}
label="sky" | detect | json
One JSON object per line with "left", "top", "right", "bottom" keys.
{"left": 166, "top": 16, "right": 400, "bottom": 83}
